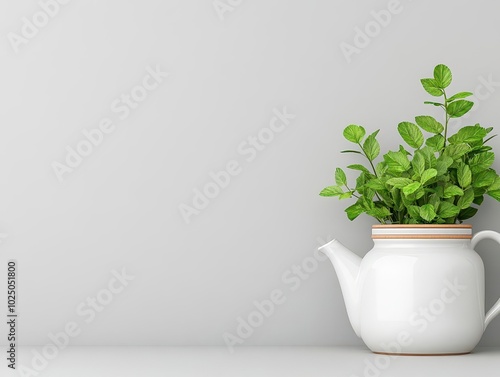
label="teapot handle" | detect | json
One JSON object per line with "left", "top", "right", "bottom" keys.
{"left": 471, "top": 230, "right": 500, "bottom": 329}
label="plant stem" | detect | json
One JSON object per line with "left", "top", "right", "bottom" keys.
{"left": 443, "top": 90, "right": 449, "bottom": 150}
{"left": 355, "top": 142, "right": 387, "bottom": 205}
{"left": 357, "top": 142, "right": 378, "bottom": 178}
{"left": 344, "top": 184, "right": 360, "bottom": 199}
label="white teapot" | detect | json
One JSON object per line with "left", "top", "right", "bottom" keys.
{"left": 319, "top": 225, "right": 500, "bottom": 355}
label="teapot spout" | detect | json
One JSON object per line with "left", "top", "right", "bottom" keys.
{"left": 319, "top": 239, "right": 362, "bottom": 337}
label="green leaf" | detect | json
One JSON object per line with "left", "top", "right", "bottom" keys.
{"left": 375, "top": 161, "right": 388, "bottom": 177}
{"left": 473, "top": 195, "right": 484, "bottom": 205}
{"left": 458, "top": 207, "right": 478, "bottom": 220}
{"left": 457, "top": 164, "right": 472, "bottom": 188}
{"left": 398, "top": 122, "right": 424, "bottom": 149}
{"left": 435, "top": 186, "right": 445, "bottom": 198}
{"left": 469, "top": 152, "right": 495, "bottom": 173}
{"left": 401, "top": 191, "right": 414, "bottom": 207}
{"left": 443, "top": 185, "right": 464, "bottom": 198}
{"left": 415, "top": 188, "right": 425, "bottom": 200}
{"left": 433, "top": 64, "right": 452, "bottom": 88}
{"left": 343, "top": 125, "right": 366, "bottom": 143}
{"left": 408, "top": 205, "right": 421, "bottom": 219}
{"left": 427, "top": 192, "right": 440, "bottom": 204}
{"left": 443, "top": 143, "right": 471, "bottom": 160}
{"left": 421, "top": 78, "right": 442, "bottom": 96}
{"left": 361, "top": 195, "right": 375, "bottom": 209}
{"left": 384, "top": 151, "right": 411, "bottom": 173}
{"left": 429, "top": 193, "right": 440, "bottom": 209}
{"left": 424, "top": 101, "right": 444, "bottom": 107}
{"left": 448, "top": 125, "right": 488, "bottom": 144}
{"left": 415, "top": 115, "right": 444, "bottom": 134}
{"left": 472, "top": 169, "right": 497, "bottom": 188}
{"left": 488, "top": 176, "right": 500, "bottom": 191}
{"left": 391, "top": 188, "right": 403, "bottom": 211}
{"left": 335, "top": 168, "right": 347, "bottom": 186}
{"left": 403, "top": 181, "right": 421, "bottom": 195}
{"left": 447, "top": 91, "right": 473, "bottom": 102}
{"left": 365, "top": 188, "right": 376, "bottom": 200}
{"left": 386, "top": 177, "right": 413, "bottom": 188}
{"left": 488, "top": 190, "right": 500, "bottom": 202}
{"left": 473, "top": 187, "right": 487, "bottom": 197}
{"left": 364, "top": 179, "right": 386, "bottom": 191}
{"left": 484, "top": 135, "right": 498, "bottom": 145}
{"left": 457, "top": 188, "right": 474, "bottom": 209}
{"left": 363, "top": 132, "right": 380, "bottom": 161}
{"left": 420, "top": 146, "right": 438, "bottom": 168}
{"left": 377, "top": 190, "right": 394, "bottom": 206}
{"left": 347, "top": 164, "right": 370, "bottom": 174}
{"left": 426, "top": 135, "right": 445, "bottom": 151}
{"left": 421, "top": 168, "right": 437, "bottom": 185}
{"left": 436, "top": 156, "right": 453, "bottom": 175}
{"left": 366, "top": 207, "right": 391, "bottom": 219}
{"left": 345, "top": 203, "right": 364, "bottom": 220}
{"left": 447, "top": 100, "right": 474, "bottom": 118}
{"left": 355, "top": 173, "right": 367, "bottom": 192}
{"left": 339, "top": 192, "right": 353, "bottom": 200}
{"left": 341, "top": 150, "right": 363, "bottom": 155}
{"left": 471, "top": 145, "right": 493, "bottom": 154}
{"left": 399, "top": 145, "right": 412, "bottom": 156}
{"left": 438, "top": 202, "right": 460, "bottom": 218}
{"left": 319, "top": 186, "right": 343, "bottom": 196}
{"left": 411, "top": 152, "right": 425, "bottom": 177}
{"left": 420, "top": 204, "right": 436, "bottom": 222}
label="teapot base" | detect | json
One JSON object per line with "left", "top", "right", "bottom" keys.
{"left": 373, "top": 351, "right": 471, "bottom": 356}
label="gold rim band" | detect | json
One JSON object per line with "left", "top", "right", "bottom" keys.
{"left": 372, "top": 234, "right": 472, "bottom": 240}
{"left": 372, "top": 224, "right": 472, "bottom": 229}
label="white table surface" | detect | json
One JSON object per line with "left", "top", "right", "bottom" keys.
{"left": 6, "top": 346, "right": 500, "bottom": 377}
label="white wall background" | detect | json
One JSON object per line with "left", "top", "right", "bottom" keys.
{"left": 1, "top": 0, "right": 500, "bottom": 348}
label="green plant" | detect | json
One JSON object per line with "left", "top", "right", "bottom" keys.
{"left": 320, "top": 64, "right": 500, "bottom": 224}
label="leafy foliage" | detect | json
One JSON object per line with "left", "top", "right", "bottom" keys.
{"left": 320, "top": 64, "right": 500, "bottom": 224}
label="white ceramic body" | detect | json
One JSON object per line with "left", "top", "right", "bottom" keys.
{"left": 320, "top": 225, "right": 500, "bottom": 355}
{"left": 360, "top": 238, "right": 483, "bottom": 354}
